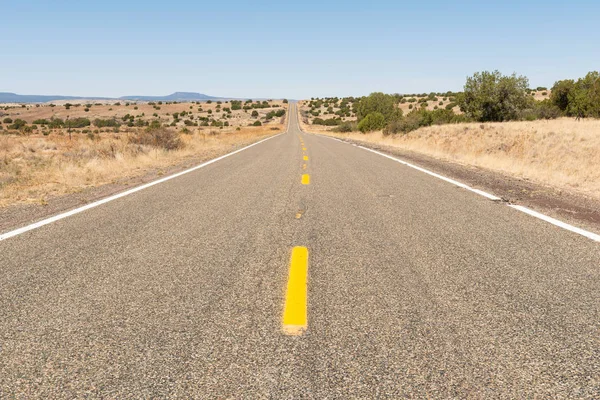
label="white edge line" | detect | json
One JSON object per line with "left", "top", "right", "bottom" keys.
{"left": 357, "top": 145, "right": 501, "bottom": 201}
{"left": 0, "top": 130, "right": 287, "bottom": 242}
{"left": 508, "top": 205, "right": 600, "bottom": 242}
{"left": 322, "top": 136, "right": 598, "bottom": 243}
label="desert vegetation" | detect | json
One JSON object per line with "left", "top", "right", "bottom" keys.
{"left": 0, "top": 100, "right": 287, "bottom": 207}
{"left": 300, "top": 70, "right": 598, "bottom": 136}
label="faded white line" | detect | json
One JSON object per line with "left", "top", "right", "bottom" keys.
{"left": 509, "top": 205, "right": 600, "bottom": 242}
{"left": 358, "top": 145, "right": 501, "bottom": 201}
{"left": 0, "top": 132, "right": 285, "bottom": 242}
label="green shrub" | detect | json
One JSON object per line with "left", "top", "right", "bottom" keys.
{"left": 66, "top": 118, "right": 91, "bottom": 128}
{"left": 519, "top": 99, "right": 561, "bottom": 120}
{"left": 357, "top": 112, "right": 386, "bottom": 132}
{"left": 93, "top": 118, "right": 119, "bottom": 128}
{"left": 251, "top": 110, "right": 259, "bottom": 117}
{"left": 49, "top": 118, "right": 65, "bottom": 129}
{"left": 8, "top": 119, "right": 27, "bottom": 130}
{"left": 383, "top": 108, "right": 468, "bottom": 135}
{"left": 252, "top": 120, "right": 262, "bottom": 126}
{"left": 3, "top": 117, "right": 13, "bottom": 124}
{"left": 356, "top": 93, "right": 402, "bottom": 123}
{"left": 458, "top": 70, "right": 530, "bottom": 121}
{"left": 550, "top": 79, "right": 574, "bottom": 112}
{"left": 333, "top": 121, "right": 357, "bottom": 132}
{"left": 313, "top": 117, "right": 342, "bottom": 126}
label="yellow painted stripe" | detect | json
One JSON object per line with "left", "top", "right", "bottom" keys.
{"left": 303, "top": 156, "right": 309, "bottom": 161}
{"left": 282, "top": 247, "right": 309, "bottom": 335}
{"left": 302, "top": 164, "right": 307, "bottom": 170}
{"left": 301, "top": 174, "right": 310, "bottom": 185}
{"left": 302, "top": 147, "right": 307, "bottom": 151}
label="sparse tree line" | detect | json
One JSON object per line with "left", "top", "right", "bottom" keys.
{"left": 306, "top": 70, "right": 599, "bottom": 134}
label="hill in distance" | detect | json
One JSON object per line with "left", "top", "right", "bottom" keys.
{"left": 0, "top": 92, "right": 228, "bottom": 103}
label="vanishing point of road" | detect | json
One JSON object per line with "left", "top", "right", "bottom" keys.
{"left": 1, "top": 104, "right": 599, "bottom": 398}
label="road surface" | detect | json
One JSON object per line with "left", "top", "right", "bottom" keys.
{"left": 1, "top": 104, "right": 599, "bottom": 398}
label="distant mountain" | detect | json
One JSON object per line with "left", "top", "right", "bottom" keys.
{"left": 119, "top": 92, "right": 222, "bottom": 101}
{"left": 0, "top": 92, "right": 227, "bottom": 103}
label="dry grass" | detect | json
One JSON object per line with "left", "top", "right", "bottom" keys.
{"left": 318, "top": 118, "right": 600, "bottom": 200}
{"left": 0, "top": 123, "right": 284, "bottom": 207}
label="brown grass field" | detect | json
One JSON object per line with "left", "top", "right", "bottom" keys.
{"left": 0, "top": 101, "right": 287, "bottom": 207}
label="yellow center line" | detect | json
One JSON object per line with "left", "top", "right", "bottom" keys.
{"left": 302, "top": 147, "right": 307, "bottom": 151}
{"left": 302, "top": 164, "right": 307, "bottom": 170}
{"left": 303, "top": 156, "right": 308, "bottom": 161}
{"left": 282, "top": 246, "right": 309, "bottom": 335}
{"left": 301, "top": 174, "right": 310, "bottom": 185}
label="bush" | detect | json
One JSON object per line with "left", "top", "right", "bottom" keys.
{"left": 445, "top": 102, "right": 457, "bottom": 110}
{"left": 519, "top": 99, "right": 562, "bottom": 120}
{"left": 8, "top": 119, "right": 27, "bottom": 130}
{"left": 332, "top": 121, "right": 357, "bottom": 132}
{"left": 130, "top": 126, "right": 183, "bottom": 150}
{"left": 458, "top": 70, "right": 530, "bottom": 122}
{"left": 560, "top": 71, "right": 600, "bottom": 118}
{"left": 550, "top": 79, "right": 574, "bottom": 112}
{"left": 383, "top": 108, "right": 468, "bottom": 135}
{"left": 33, "top": 119, "right": 50, "bottom": 125}
{"left": 357, "top": 112, "right": 386, "bottom": 132}
{"left": 66, "top": 118, "right": 91, "bottom": 128}
{"left": 49, "top": 118, "right": 65, "bottom": 129}
{"left": 251, "top": 110, "right": 259, "bottom": 117}
{"left": 313, "top": 117, "right": 342, "bottom": 126}
{"left": 252, "top": 120, "right": 262, "bottom": 126}
{"left": 355, "top": 92, "right": 402, "bottom": 123}
{"left": 93, "top": 118, "right": 119, "bottom": 128}
{"left": 3, "top": 117, "right": 13, "bottom": 124}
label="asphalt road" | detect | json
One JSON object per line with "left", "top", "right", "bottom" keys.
{"left": 1, "top": 104, "right": 599, "bottom": 398}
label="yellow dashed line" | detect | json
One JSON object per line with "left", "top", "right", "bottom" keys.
{"left": 302, "top": 164, "right": 307, "bottom": 170}
{"left": 282, "top": 246, "right": 309, "bottom": 335}
{"left": 301, "top": 174, "right": 310, "bottom": 185}
{"left": 303, "top": 156, "right": 308, "bottom": 161}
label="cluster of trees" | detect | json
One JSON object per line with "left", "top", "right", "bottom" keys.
{"left": 338, "top": 70, "right": 599, "bottom": 135}
{"left": 550, "top": 72, "right": 600, "bottom": 119}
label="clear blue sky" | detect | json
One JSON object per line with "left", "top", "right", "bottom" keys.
{"left": 2, "top": 0, "right": 599, "bottom": 99}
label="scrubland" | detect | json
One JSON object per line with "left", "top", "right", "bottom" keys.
{"left": 0, "top": 103, "right": 286, "bottom": 207}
